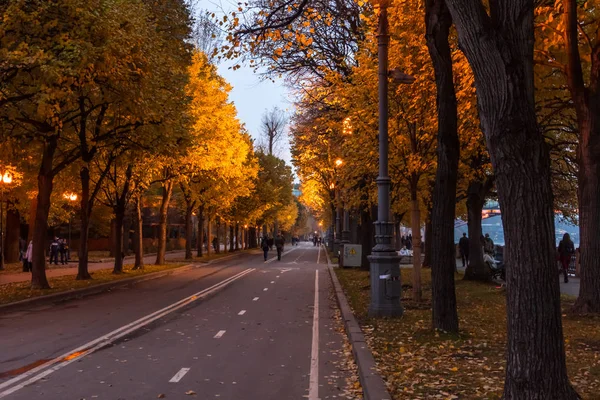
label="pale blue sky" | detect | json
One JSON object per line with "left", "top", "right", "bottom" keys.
{"left": 197, "top": 0, "right": 294, "bottom": 166}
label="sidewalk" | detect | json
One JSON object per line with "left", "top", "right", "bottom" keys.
{"left": 0, "top": 250, "right": 186, "bottom": 285}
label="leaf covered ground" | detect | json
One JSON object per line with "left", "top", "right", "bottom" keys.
{"left": 335, "top": 268, "right": 600, "bottom": 399}
{"left": 0, "top": 263, "right": 185, "bottom": 305}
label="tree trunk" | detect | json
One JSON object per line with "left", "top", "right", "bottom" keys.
{"left": 77, "top": 166, "right": 93, "bottom": 279}
{"left": 31, "top": 138, "right": 57, "bottom": 289}
{"left": 229, "top": 224, "right": 234, "bottom": 252}
{"left": 426, "top": 0, "right": 459, "bottom": 331}
{"left": 5, "top": 207, "right": 20, "bottom": 263}
{"left": 155, "top": 180, "right": 173, "bottom": 265}
{"left": 249, "top": 226, "right": 257, "bottom": 248}
{"left": 207, "top": 215, "right": 212, "bottom": 256}
{"left": 444, "top": 0, "right": 577, "bottom": 395}
{"left": 422, "top": 217, "right": 433, "bottom": 268}
{"left": 197, "top": 206, "right": 204, "bottom": 257}
{"left": 215, "top": 219, "right": 221, "bottom": 254}
{"left": 235, "top": 223, "right": 240, "bottom": 251}
{"left": 562, "top": 0, "right": 600, "bottom": 314}
{"left": 185, "top": 204, "right": 193, "bottom": 260}
{"left": 411, "top": 197, "right": 423, "bottom": 303}
{"left": 112, "top": 207, "right": 125, "bottom": 274}
{"left": 133, "top": 194, "right": 144, "bottom": 270}
{"left": 464, "top": 181, "right": 490, "bottom": 281}
{"left": 359, "top": 206, "right": 375, "bottom": 271}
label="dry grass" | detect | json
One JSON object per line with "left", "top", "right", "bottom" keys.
{"left": 0, "top": 263, "right": 185, "bottom": 306}
{"left": 335, "top": 268, "right": 600, "bottom": 399}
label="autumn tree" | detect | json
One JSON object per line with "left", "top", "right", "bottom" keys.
{"left": 443, "top": 0, "right": 578, "bottom": 396}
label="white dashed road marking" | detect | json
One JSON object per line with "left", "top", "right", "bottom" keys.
{"left": 238, "top": 310, "right": 246, "bottom": 315}
{"left": 169, "top": 368, "right": 190, "bottom": 383}
{"left": 253, "top": 297, "right": 259, "bottom": 301}
{"left": 263, "top": 288, "right": 268, "bottom": 291}
{"left": 214, "top": 330, "right": 226, "bottom": 339}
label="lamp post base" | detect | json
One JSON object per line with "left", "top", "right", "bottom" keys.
{"left": 368, "top": 221, "right": 403, "bottom": 317}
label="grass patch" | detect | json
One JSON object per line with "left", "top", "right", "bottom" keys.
{"left": 335, "top": 268, "right": 600, "bottom": 399}
{"left": 0, "top": 262, "right": 185, "bottom": 306}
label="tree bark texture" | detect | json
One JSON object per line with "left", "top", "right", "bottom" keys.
{"left": 444, "top": 0, "right": 577, "bottom": 396}
{"left": 426, "top": 0, "right": 460, "bottom": 332}
{"left": 133, "top": 194, "right": 144, "bottom": 270}
{"left": 235, "top": 223, "right": 240, "bottom": 251}
{"left": 112, "top": 208, "right": 125, "bottom": 274}
{"left": 411, "top": 197, "right": 423, "bottom": 303}
{"left": 5, "top": 207, "right": 20, "bottom": 263}
{"left": 423, "top": 218, "right": 432, "bottom": 268}
{"left": 206, "top": 215, "right": 212, "bottom": 256}
{"left": 155, "top": 180, "right": 173, "bottom": 265}
{"left": 464, "top": 180, "right": 492, "bottom": 281}
{"left": 197, "top": 207, "right": 204, "bottom": 257}
{"left": 359, "top": 206, "right": 375, "bottom": 271}
{"left": 249, "top": 226, "right": 257, "bottom": 248}
{"left": 562, "top": 0, "right": 600, "bottom": 314}
{"left": 185, "top": 204, "right": 193, "bottom": 260}
{"left": 229, "top": 224, "right": 234, "bottom": 252}
{"left": 31, "top": 138, "right": 57, "bottom": 289}
{"left": 77, "top": 166, "right": 93, "bottom": 279}
{"left": 215, "top": 220, "right": 221, "bottom": 254}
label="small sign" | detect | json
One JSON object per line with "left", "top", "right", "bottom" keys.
{"left": 343, "top": 244, "right": 362, "bottom": 267}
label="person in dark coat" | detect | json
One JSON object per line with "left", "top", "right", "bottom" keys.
{"left": 459, "top": 233, "right": 469, "bottom": 267}
{"left": 558, "top": 233, "right": 575, "bottom": 283}
{"left": 274, "top": 233, "right": 285, "bottom": 261}
{"left": 261, "top": 235, "right": 270, "bottom": 261}
{"left": 49, "top": 237, "right": 60, "bottom": 265}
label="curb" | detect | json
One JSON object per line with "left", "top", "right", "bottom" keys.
{"left": 0, "top": 251, "right": 249, "bottom": 314}
{"left": 324, "top": 246, "right": 393, "bottom": 400}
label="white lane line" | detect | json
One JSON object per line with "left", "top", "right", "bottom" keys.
{"left": 263, "top": 288, "right": 268, "bottom": 291}
{"left": 214, "top": 330, "right": 226, "bottom": 339}
{"left": 0, "top": 268, "right": 255, "bottom": 398}
{"left": 317, "top": 245, "right": 321, "bottom": 264}
{"left": 238, "top": 310, "right": 246, "bottom": 315}
{"left": 308, "top": 270, "right": 320, "bottom": 400}
{"left": 276, "top": 275, "right": 280, "bottom": 278}
{"left": 169, "top": 368, "right": 190, "bottom": 383}
{"left": 265, "top": 247, "right": 297, "bottom": 263}
{"left": 253, "top": 297, "right": 259, "bottom": 301}
{"left": 270, "top": 281, "right": 275, "bottom": 284}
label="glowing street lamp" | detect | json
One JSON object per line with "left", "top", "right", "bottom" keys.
{"left": 335, "top": 158, "right": 343, "bottom": 167}
{"left": 64, "top": 192, "right": 78, "bottom": 262}
{"left": 0, "top": 171, "right": 14, "bottom": 270}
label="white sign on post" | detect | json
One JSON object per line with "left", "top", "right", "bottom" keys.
{"left": 343, "top": 244, "right": 362, "bottom": 267}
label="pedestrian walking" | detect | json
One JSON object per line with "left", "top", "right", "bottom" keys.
{"left": 274, "top": 233, "right": 284, "bottom": 261}
{"left": 459, "top": 233, "right": 470, "bottom": 267}
{"left": 261, "top": 235, "right": 270, "bottom": 261}
{"left": 23, "top": 240, "right": 33, "bottom": 272}
{"left": 49, "top": 237, "right": 60, "bottom": 265}
{"left": 558, "top": 233, "right": 575, "bottom": 283}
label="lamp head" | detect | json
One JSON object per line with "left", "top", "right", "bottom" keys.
{"left": 2, "top": 172, "right": 13, "bottom": 184}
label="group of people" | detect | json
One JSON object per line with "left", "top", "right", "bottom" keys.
{"left": 401, "top": 234, "right": 413, "bottom": 250}
{"left": 48, "top": 237, "right": 70, "bottom": 265}
{"left": 458, "top": 232, "right": 495, "bottom": 267}
{"left": 261, "top": 233, "right": 285, "bottom": 261}
{"left": 312, "top": 235, "right": 322, "bottom": 246}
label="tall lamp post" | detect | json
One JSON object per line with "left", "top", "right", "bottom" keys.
{"left": 333, "top": 159, "right": 343, "bottom": 255}
{"left": 368, "top": 1, "right": 415, "bottom": 317}
{"left": 0, "top": 171, "right": 14, "bottom": 271}
{"left": 63, "top": 192, "right": 78, "bottom": 261}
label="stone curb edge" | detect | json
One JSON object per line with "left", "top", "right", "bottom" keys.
{"left": 324, "top": 246, "right": 393, "bottom": 400}
{"left": 0, "top": 251, "right": 247, "bottom": 314}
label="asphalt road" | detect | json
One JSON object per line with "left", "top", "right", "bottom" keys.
{"left": 0, "top": 243, "right": 359, "bottom": 400}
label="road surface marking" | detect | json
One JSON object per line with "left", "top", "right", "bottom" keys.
{"left": 0, "top": 268, "right": 255, "bottom": 398}
{"left": 238, "top": 310, "right": 246, "bottom": 315}
{"left": 263, "top": 288, "right": 268, "bottom": 291}
{"left": 279, "top": 268, "right": 293, "bottom": 274}
{"left": 308, "top": 270, "right": 320, "bottom": 400}
{"left": 253, "top": 297, "right": 259, "bottom": 301}
{"left": 317, "top": 246, "right": 321, "bottom": 264}
{"left": 214, "top": 330, "right": 226, "bottom": 339}
{"left": 270, "top": 281, "right": 275, "bottom": 284}
{"left": 169, "top": 368, "right": 190, "bottom": 383}
{"left": 276, "top": 275, "right": 280, "bottom": 278}
{"left": 265, "top": 247, "right": 297, "bottom": 263}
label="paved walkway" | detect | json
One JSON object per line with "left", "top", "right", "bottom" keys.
{"left": 0, "top": 250, "right": 187, "bottom": 285}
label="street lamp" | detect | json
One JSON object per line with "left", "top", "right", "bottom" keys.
{"left": 0, "top": 171, "right": 14, "bottom": 271}
{"left": 63, "top": 192, "right": 77, "bottom": 262}
{"left": 368, "top": 1, "right": 414, "bottom": 317}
